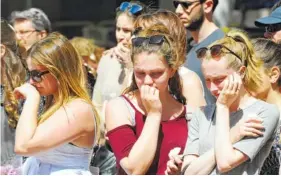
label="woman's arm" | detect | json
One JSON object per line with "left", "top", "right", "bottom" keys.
{"left": 106, "top": 87, "right": 162, "bottom": 175}
{"left": 167, "top": 103, "right": 264, "bottom": 175}
{"left": 215, "top": 104, "right": 249, "bottom": 173}
{"left": 14, "top": 84, "right": 95, "bottom": 155}
{"left": 215, "top": 74, "right": 249, "bottom": 173}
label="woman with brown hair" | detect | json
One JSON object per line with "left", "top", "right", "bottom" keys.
{"left": 133, "top": 9, "right": 206, "bottom": 109}
{"left": 92, "top": 1, "right": 149, "bottom": 119}
{"left": 106, "top": 24, "right": 190, "bottom": 175}
{"left": 249, "top": 38, "right": 281, "bottom": 175}
{"left": 1, "top": 18, "right": 26, "bottom": 170}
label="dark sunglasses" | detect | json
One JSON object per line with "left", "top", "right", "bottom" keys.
{"left": 173, "top": 0, "right": 200, "bottom": 9}
{"left": 27, "top": 70, "right": 50, "bottom": 83}
{"left": 132, "top": 35, "right": 166, "bottom": 47}
{"left": 119, "top": 2, "right": 143, "bottom": 15}
{"left": 196, "top": 44, "right": 243, "bottom": 61}
{"left": 265, "top": 23, "right": 281, "bottom": 33}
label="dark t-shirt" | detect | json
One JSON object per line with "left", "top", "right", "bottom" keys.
{"left": 184, "top": 29, "right": 225, "bottom": 105}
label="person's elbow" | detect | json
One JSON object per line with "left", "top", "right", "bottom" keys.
{"left": 14, "top": 145, "right": 27, "bottom": 155}
{"left": 216, "top": 152, "right": 248, "bottom": 174}
{"left": 216, "top": 161, "right": 233, "bottom": 174}
{"left": 14, "top": 141, "right": 45, "bottom": 156}
{"left": 120, "top": 158, "right": 150, "bottom": 175}
{"left": 14, "top": 144, "right": 34, "bottom": 156}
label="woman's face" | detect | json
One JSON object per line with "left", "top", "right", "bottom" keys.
{"left": 115, "top": 13, "right": 134, "bottom": 45}
{"left": 133, "top": 52, "right": 174, "bottom": 94}
{"left": 201, "top": 57, "right": 237, "bottom": 99}
{"left": 26, "top": 57, "right": 58, "bottom": 96}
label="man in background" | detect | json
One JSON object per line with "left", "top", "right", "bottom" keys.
{"left": 10, "top": 8, "right": 51, "bottom": 51}
{"left": 255, "top": 2, "right": 281, "bottom": 44}
{"left": 174, "top": 0, "right": 224, "bottom": 105}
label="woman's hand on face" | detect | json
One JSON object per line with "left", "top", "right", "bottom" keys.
{"left": 216, "top": 73, "right": 242, "bottom": 108}
{"left": 165, "top": 147, "right": 183, "bottom": 175}
{"left": 114, "top": 42, "right": 132, "bottom": 67}
{"left": 230, "top": 115, "right": 264, "bottom": 143}
{"left": 13, "top": 83, "right": 40, "bottom": 100}
{"left": 140, "top": 85, "right": 162, "bottom": 115}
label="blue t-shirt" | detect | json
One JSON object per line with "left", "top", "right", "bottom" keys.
{"left": 184, "top": 29, "right": 225, "bottom": 105}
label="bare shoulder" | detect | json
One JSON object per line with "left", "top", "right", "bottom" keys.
{"left": 64, "top": 99, "right": 95, "bottom": 130}
{"left": 180, "top": 69, "right": 201, "bottom": 86}
{"left": 105, "top": 96, "right": 133, "bottom": 131}
{"left": 66, "top": 98, "right": 93, "bottom": 115}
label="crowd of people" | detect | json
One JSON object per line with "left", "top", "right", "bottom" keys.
{"left": 1, "top": 0, "right": 281, "bottom": 175}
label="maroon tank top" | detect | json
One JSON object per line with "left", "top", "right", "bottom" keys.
{"left": 107, "top": 95, "right": 188, "bottom": 175}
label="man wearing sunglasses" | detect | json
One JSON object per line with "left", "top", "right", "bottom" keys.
{"left": 173, "top": 0, "right": 224, "bottom": 105}
{"left": 10, "top": 8, "right": 51, "bottom": 51}
{"left": 255, "top": 3, "right": 281, "bottom": 44}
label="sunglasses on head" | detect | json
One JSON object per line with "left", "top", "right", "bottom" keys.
{"left": 119, "top": 2, "right": 143, "bottom": 15}
{"left": 265, "top": 23, "right": 281, "bottom": 33}
{"left": 27, "top": 70, "right": 50, "bottom": 83}
{"left": 132, "top": 35, "right": 166, "bottom": 47}
{"left": 196, "top": 44, "right": 243, "bottom": 61}
{"left": 173, "top": 0, "right": 200, "bottom": 9}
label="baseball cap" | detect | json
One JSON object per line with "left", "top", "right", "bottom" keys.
{"left": 255, "top": 6, "right": 281, "bottom": 27}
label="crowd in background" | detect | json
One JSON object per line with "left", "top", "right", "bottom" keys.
{"left": 1, "top": 0, "right": 281, "bottom": 175}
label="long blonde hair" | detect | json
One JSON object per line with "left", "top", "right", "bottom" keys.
{"left": 1, "top": 18, "right": 27, "bottom": 128}
{"left": 28, "top": 32, "right": 100, "bottom": 138}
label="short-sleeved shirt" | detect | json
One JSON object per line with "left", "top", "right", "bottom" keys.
{"left": 184, "top": 29, "right": 225, "bottom": 105}
{"left": 184, "top": 100, "right": 280, "bottom": 175}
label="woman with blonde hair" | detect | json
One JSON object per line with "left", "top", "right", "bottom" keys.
{"left": 133, "top": 9, "right": 206, "bottom": 109}
{"left": 1, "top": 18, "right": 26, "bottom": 172}
{"left": 166, "top": 29, "right": 279, "bottom": 175}
{"left": 13, "top": 32, "right": 100, "bottom": 175}
{"left": 106, "top": 24, "right": 190, "bottom": 175}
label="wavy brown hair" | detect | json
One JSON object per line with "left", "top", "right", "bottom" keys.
{"left": 124, "top": 24, "right": 186, "bottom": 104}
{"left": 134, "top": 9, "right": 187, "bottom": 68}
{"left": 1, "top": 18, "right": 27, "bottom": 128}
